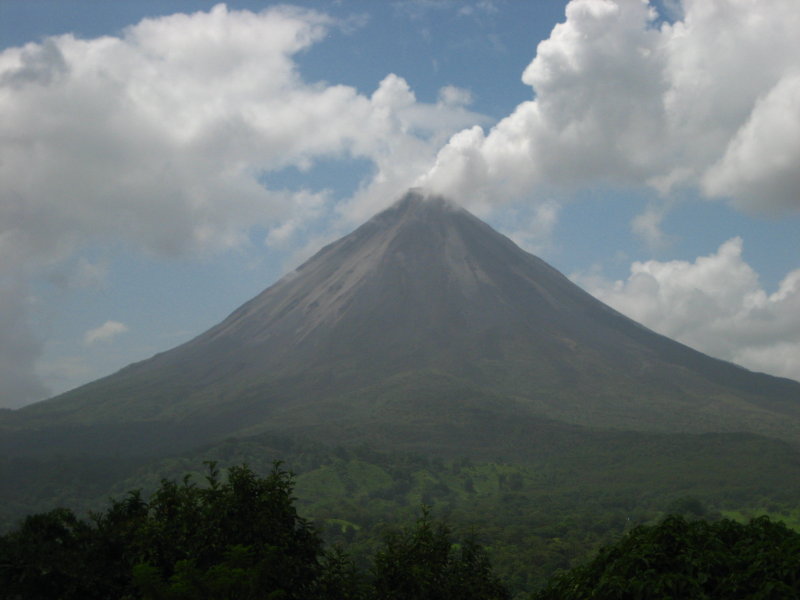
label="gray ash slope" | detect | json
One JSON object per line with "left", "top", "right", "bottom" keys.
{"left": 14, "top": 190, "right": 800, "bottom": 453}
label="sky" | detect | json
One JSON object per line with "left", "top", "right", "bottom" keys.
{"left": 1, "top": 0, "right": 799, "bottom": 408}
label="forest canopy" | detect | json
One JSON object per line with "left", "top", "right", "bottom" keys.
{"left": 2, "top": 462, "right": 799, "bottom": 599}
{"left": 0, "top": 462, "right": 508, "bottom": 600}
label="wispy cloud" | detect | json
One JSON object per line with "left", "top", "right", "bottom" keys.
{"left": 84, "top": 321, "right": 129, "bottom": 346}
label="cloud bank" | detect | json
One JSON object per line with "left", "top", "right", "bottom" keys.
{"left": 577, "top": 238, "right": 800, "bottom": 382}
{"left": 419, "top": 0, "right": 800, "bottom": 213}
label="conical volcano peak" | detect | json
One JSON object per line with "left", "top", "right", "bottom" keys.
{"left": 20, "top": 186, "right": 800, "bottom": 452}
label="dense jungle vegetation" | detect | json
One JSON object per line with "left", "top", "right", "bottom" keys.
{"left": 2, "top": 458, "right": 800, "bottom": 599}
{"left": 0, "top": 462, "right": 508, "bottom": 600}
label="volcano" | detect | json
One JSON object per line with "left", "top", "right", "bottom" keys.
{"left": 9, "top": 190, "right": 800, "bottom": 455}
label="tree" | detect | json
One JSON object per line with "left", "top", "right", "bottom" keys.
{"left": 665, "top": 496, "right": 708, "bottom": 519}
{"left": 130, "top": 462, "right": 326, "bottom": 599}
{"left": 0, "top": 508, "right": 93, "bottom": 600}
{"left": 372, "top": 508, "right": 509, "bottom": 600}
{"left": 532, "top": 515, "right": 800, "bottom": 599}
{"left": 1, "top": 464, "right": 509, "bottom": 600}
{"left": 0, "top": 462, "right": 338, "bottom": 600}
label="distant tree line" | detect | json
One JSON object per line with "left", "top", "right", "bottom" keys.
{"left": 1, "top": 462, "right": 799, "bottom": 600}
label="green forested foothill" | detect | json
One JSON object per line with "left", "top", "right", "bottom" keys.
{"left": 3, "top": 432, "right": 800, "bottom": 597}
{"left": 0, "top": 455, "right": 149, "bottom": 531}
{"left": 3, "top": 461, "right": 800, "bottom": 600}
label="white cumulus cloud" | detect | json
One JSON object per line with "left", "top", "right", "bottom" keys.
{"left": 702, "top": 72, "right": 800, "bottom": 213}
{"left": 419, "top": 0, "right": 800, "bottom": 214}
{"left": 576, "top": 238, "right": 800, "bottom": 382}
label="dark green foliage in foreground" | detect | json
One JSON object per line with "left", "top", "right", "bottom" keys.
{"left": 373, "top": 508, "right": 509, "bottom": 600}
{"left": 0, "top": 462, "right": 329, "bottom": 600}
{"left": 532, "top": 515, "right": 800, "bottom": 599}
{"left": 0, "top": 463, "right": 507, "bottom": 600}
{"left": 129, "top": 462, "right": 324, "bottom": 600}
